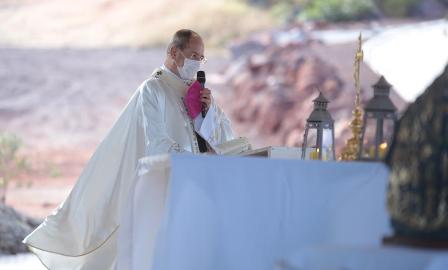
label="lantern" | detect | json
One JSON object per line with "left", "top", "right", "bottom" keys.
{"left": 359, "top": 76, "right": 398, "bottom": 160}
{"left": 301, "top": 91, "right": 336, "bottom": 161}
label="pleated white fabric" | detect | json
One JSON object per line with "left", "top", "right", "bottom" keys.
{"left": 23, "top": 67, "right": 234, "bottom": 270}
{"left": 23, "top": 84, "right": 146, "bottom": 269}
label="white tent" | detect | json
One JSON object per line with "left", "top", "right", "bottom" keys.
{"left": 363, "top": 19, "right": 448, "bottom": 102}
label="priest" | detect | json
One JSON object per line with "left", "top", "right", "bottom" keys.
{"left": 22, "top": 29, "right": 234, "bottom": 269}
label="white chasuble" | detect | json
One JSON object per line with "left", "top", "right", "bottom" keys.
{"left": 22, "top": 67, "right": 234, "bottom": 269}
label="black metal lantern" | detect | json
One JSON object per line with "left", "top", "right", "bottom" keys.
{"left": 301, "top": 91, "right": 336, "bottom": 161}
{"left": 359, "top": 76, "right": 398, "bottom": 160}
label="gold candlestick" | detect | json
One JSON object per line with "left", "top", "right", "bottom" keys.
{"left": 340, "top": 33, "right": 364, "bottom": 161}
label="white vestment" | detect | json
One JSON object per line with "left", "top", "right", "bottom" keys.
{"left": 23, "top": 66, "right": 234, "bottom": 269}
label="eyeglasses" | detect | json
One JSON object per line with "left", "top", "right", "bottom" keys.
{"left": 180, "top": 50, "right": 207, "bottom": 64}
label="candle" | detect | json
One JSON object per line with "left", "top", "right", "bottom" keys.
{"left": 309, "top": 148, "right": 320, "bottom": 160}
{"left": 369, "top": 145, "right": 375, "bottom": 159}
{"left": 379, "top": 142, "right": 388, "bottom": 159}
{"left": 368, "top": 143, "right": 388, "bottom": 159}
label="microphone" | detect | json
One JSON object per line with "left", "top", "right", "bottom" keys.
{"left": 197, "top": 71, "right": 207, "bottom": 117}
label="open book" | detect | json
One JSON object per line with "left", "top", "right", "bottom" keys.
{"left": 209, "top": 137, "right": 252, "bottom": 155}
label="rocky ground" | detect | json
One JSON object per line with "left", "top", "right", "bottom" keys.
{"left": 225, "top": 24, "right": 408, "bottom": 150}
{"left": 0, "top": 203, "right": 41, "bottom": 254}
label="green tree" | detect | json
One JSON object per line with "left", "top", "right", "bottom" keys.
{"left": 0, "top": 132, "right": 28, "bottom": 203}
{"left": 373, "top": 0, "right": 420, "bottom": 17}
{"left": 270, "top": 0, "right": 306, "bottom": 23}
{"left": 302, "top": 0, "right": 375, "bottom": 21}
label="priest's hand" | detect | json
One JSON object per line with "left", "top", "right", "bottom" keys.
{"left": 200, "top": 88, "right": 212, "bottom": 112}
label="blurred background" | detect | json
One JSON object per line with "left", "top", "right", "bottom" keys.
{"left": 0, "top": 0, "right": 447, "bottom": 267}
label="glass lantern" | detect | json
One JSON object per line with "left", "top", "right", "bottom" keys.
{"left": 359, "top": 76, "right": 398, "bottom": 160}
{"left": 301, "top": 91, "right": 336, "bottom": 161}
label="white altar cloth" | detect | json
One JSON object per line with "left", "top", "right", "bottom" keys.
{"left": 118, "top": 154, "right": 391, "bottom": 270}
{"left": 282, "top": 246, "right": 448, "bottom": 270}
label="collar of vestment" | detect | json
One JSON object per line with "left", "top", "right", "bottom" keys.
{"left": 151, "top": 66, "right": 194, "bottom": 99}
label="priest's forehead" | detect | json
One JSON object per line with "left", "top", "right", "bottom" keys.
{"left": 185, "top": 34, "right": 204, "bottom": 55}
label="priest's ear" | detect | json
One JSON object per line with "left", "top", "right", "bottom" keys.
{"left": 167, "top": 44, "right": 178, "bottom": 60}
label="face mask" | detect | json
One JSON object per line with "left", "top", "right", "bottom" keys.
{"left": 177, "top": 52, "right": 201, "bottom": 80}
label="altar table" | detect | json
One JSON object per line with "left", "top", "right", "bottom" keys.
{"left": 117, "top": 154, "right": 391, "bottom": 270}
